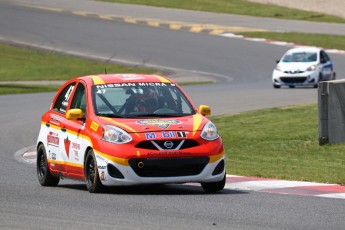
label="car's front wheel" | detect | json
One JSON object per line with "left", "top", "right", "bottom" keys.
{"left": 201, "top": 174, "right": 226, "bottom": 193}
{"left": 37, "top": 144, "right": 60, "bottom": 186}
{"left": 85, "top": 149, "right": 104, "bottom": 193}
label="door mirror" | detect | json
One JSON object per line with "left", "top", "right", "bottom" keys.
{"left": 198, "top": 105, "right": 211, "bottom": 116}
{"left": 66, "top": 109, "right": 83, "bottom": 120}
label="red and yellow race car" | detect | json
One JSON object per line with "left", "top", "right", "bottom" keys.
{"left": 36, "top": 74, "right": 225, "bottom": 193}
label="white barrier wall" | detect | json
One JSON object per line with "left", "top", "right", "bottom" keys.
{"left": 318, "top": 80, "right": 345, "bottom": 145}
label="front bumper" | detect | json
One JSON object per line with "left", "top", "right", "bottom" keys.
{"left": 272, "top": 70, "right": 318, "bottom": 87}
{"left": 94, "top": 151, "right": 225, "bottom": 186}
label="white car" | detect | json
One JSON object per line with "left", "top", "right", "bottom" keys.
{"left": 272, "top": 47, "right": 336, "bottom": 88}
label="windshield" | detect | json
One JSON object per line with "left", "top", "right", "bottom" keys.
{"left": 282, "top": 52, "right": 317, "bottom": 63}
{"left": 92, "top": 82, "right": 196, "bottom": 118}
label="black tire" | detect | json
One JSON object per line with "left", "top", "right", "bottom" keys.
{"left": 201, "top": 174, "right": 226, "bottom": 193}
{"left": 273, "top": 84, "right": 281, "bottom": 89}
{"left": 37, "top": 144, "right": 60, "bottom": 186}
{"left": 85, "top": 149, "right": 104, "bottom": 193}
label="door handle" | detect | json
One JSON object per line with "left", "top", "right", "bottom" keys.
{"left": 61, "top": 127, "right": 67, "bottom": 132}
{"left": 46, "top": 123, "right": 50, "bottom": 128}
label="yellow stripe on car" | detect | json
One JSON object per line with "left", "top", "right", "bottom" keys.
{"left": 192, "top": 114, "right": 203, "bottom": 136}
{"left": 209, "top": 151, "right": 224, "bottom": 163}
{"left": 48, "top": 159, "right": 83, "bottom": 168}
{"left": 94, "top": 150, "right": 129, "bottom": 166}
{"left": 89, "top": 75, "right": 105, "bottom": 85}
{"left": 155, "top": 75, "right": 171, "bottom": 83}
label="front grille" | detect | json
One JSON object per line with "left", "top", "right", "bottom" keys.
{"left": 128, "top": 157, "right": 209, "bottom": 177}
{"left": 136, "top": 139, "right": 199, "bottom": 150}
{"left": 284, "top": 70, "right": 304, "bottom": 74}
{"left": 280, "top": 77, "right": 307, "bottom": 83}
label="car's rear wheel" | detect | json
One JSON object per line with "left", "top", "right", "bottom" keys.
{"left": 201, "top": 174, "right": 226, "bottom": 193}
{"left": 37, "top": 144, "right": 60, "bottom": 186}
{"left": 85, "top": 149, "right": 103, "bottom": 193}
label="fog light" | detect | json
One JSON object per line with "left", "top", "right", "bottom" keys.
{"left": 212, "top": 160, "right": 224, "bottom": 176}
{"left": 107, "top": 164, "right": 124, "bottom": 179}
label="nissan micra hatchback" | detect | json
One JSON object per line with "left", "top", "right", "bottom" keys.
{"left": 37, "top": 74, "right": 225, "bottom": 193}
{"left": 272, "top": 47, "right": 336, "bottom": 88}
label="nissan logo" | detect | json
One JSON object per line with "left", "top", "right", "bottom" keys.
{"left": 164, "top": 141, "right": 174, "bottom": 149}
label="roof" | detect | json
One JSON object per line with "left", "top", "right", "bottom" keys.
{"left": 286, "top": 47, "right": 322, "bottom": 54}
{"left": 80, "top": 74, "right": 173, "bottom": 85}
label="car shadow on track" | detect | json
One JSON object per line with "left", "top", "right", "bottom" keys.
{"left": 58, "top": 183, "right": 248, "bottom": 196}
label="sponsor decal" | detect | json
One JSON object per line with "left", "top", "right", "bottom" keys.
{"left": 64, "top": 136, "right": 71, "bottom": 158}
{"left": 96, "top": 82, "right": 168, "bottom": 89}
{"left": 74, "top": 150, "right": 79, "bottom": 161}
{"left": 50, "top": 114, "right": 62, "bottom": 124}
{"left": 90, "top": 121, "right": 99, "bottom": 131}
{"left": 52, "top": 152, "right": 56, "bottom": 160}
{"left": 100, "top": 171, "right": 105, "bottom": 181}
{"left": 145, "top": 131, "right": 176, "bottom": 140}
{"left": 177, "top": 131, "right": 188, "bottom": 138}
{"left": 144, "top": 131, "right": 188, "bottom": 140}
{"left": 47, "top": 132, "right": 59, "bottom": 146}
{"left": 137, "top": 119, "right": 180, "bottom": 129}
{"left": 71, "top": 142, "right": 80, "bottom": 150}
{"left": 147, "top": 151, "right": 191, "bottom": 157}
{"left": 98, "top": 166, "right": 106, "bottom": 170}
{"left": 96, "top": 155, "right": 108, "bottom": 164}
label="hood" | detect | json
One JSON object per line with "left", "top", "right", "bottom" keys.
{"left": 278, "top": 62, "right": 317, "bottom": 72}
{"left": 99, "top": 114, "right": 208, "bottom": 134}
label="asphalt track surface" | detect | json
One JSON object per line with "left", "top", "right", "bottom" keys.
{"left": 1, "top": 0, "right": 345, "bottom": 229}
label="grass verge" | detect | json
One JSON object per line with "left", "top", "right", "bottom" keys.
{"left": 99, "top": 0, "right": 345, "bottom": 23}
{"left": 0, "top": 42, "right": 156, "bottom": 95}
{"left": 0, "top": 84, "right": 61, "bottom": 95}
{"left": 212, "top": 104, "right": 345, "bottom": 185}
{"left": 0, "top": 43, "right": 155, "bottom": 82}
{"left": 239, "top": 32, "right": 345, "bottom": 50}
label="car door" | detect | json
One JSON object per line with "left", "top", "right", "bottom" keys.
{"left": 58, "top": 82, "right": 88, "bottom": 180}
{"left": 47, "top": 82, "right": 76, "bottom": 174}
{"left": 320, "top": 50, "right": 333, "bottom": 80}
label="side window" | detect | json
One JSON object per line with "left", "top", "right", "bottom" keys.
{"left": 53, "top": 83, "right": 76, "bottom": 114}
{"left": 70, "top": 83, "right": 87, "bottom": 115}
{"left": 320, "top": 51, "right": 330, "bottom": 63}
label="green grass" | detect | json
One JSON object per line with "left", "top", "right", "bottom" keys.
{"left": 0, "top": 84, "right": 61, "bottom": 95}
{"left": 99, "top": 0, "right": 345, "bottom": 23}
{"left": 212, "top": 105, "right": 345, "bottom": 185}
{"left": 0, "top": 43, "right": 155, "bottom": 82}
{"left": 239, "top": 32, "right": 345, "bottom": 50}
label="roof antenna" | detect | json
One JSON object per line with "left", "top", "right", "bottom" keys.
{"left": 105, "top": 67, "right": 108, "bottom": 74}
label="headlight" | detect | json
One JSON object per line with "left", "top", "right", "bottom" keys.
{"left": 102, "top": 125, "right": 132, "bottom": 144}
{"left": 307, "top": 64, "right": 317, "bottom": 71}
{"left": 201, "top": 122, "right": 219, "bottom": 140}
